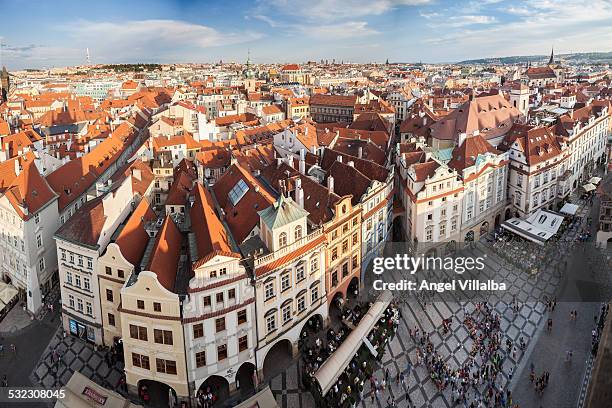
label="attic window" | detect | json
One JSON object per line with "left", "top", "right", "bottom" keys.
{"left": 228, "top": 179, "right": 249, "bottom": 206}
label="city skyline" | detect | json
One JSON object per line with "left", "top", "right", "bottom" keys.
{"left": 1, "top": 0, "right": 612, "bottom": 70}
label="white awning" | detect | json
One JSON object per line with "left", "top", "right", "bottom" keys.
{"left": 314, "top": 291, "right": 392, "bottom": 396}
{"left": 234, "top": 386, "right": 278, "bottom": 408}
{"left": 501, "top": 209, "right": 564, "bottom": 245}
{"left": 559, "top": 203, "right": 579, "bottom": 216}
{"left": 0, "top": 282, "right": 19, "bottom": 305}
{"left": 583, "top": 183, "right": 596, "bottom": 192}
{"left": 589, "top": 176, "right": 602, "bottom": 185}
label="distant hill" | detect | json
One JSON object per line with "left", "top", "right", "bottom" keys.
{"left": 459, "top": 52, "right": 612, "bottom": 65}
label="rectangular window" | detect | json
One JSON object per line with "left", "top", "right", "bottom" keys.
{"left": 75, "top": 275, "right": 81, "bottom": 287}
{"left": 106, "top": 289, "right": 113, "bottom": 302}
{"left": 129, "top": 325, "right": 148, "bottom": 341}
{"left": 217, "top": 344, "right": 228, "bottom": 361}
{"left": 310, "top": 258, "right": 319, "bottom": 273}
{"left": 296, "top": 265, "right": 305, "bottom": 282}
{"left": 215, "top": 317, "right": 226, "bottom": 333}
{"left": 108, "top": 313, "right": 115, "bottom": 326}
{"left": 132, "top": 353, "right": 150, "bottom": 370}
{"left": 216, "top": 292, "right": 224, "bottom": 303}
{"left": 281, "top": 273, "right": 290, "bottom": 292}
{"left": 105, "top": 266, "right": 112, "bottom": 275}
{"left": 68, "top": 294, "right": 75, "bottom": 308}
{"left": 237, "top": 309, "right": 247, "bottom": 325}
{"left": 137, "top": 300, "right": 145, "bottom": 310}
{"left": 203, "top": 296, "right": 211, "bottom": 307}
{"left": 297, "top": 296, "right": 305, "bottom": 313}
{"left": 264, "top": 282, "right": 274, "bottom": 300}
{"left": 311, "top": 286, "right": 319, "bottom": 303}
{"left": 83, "top": 277, "right": 90, "bottom": 291}
{"left": 153, "top": 302, "right": 161, "bottom": 312}
{"left": 352, "top": 255, "right": 358, "bottom": 269}
{"left": 352, "top": 233, "right": 358, "bottom": 245}
{"left": 266, "top": 314, "right": 276, "bottom": 333}
{"left": 156, "top": 359, "right": 177, "bottom": 375}
{"left": 66, "top": 271, "right": 73, "bottom": 285}
{"left": 282, "top": 305, "right": 291, "bottom": 324}
{"left": 238, "top": 335, "right": 248, "bottom": 352}
{"left": 86, "top": 302, "right": 92, "bottom": 316}
{"left": 195, "top": 351, "right": 206, "bottom": 368}
{"left": 118, "top": 269, "right": 125, "bottom": 279}
{"left": 36, "top": 234, "right": 42, "bottom": 248}
{"left": 154, "top": 329, "right": 173, "bottom": 345}
{"left": 193, "top": 323, "right": 204, "bottom": 338}
{"left": 228, "top": 288, "right": 236, "bottom": 300}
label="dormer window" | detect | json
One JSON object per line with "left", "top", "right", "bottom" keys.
{"left": 294, "top": 225, "right": 302, "bottom": 241}
{"left": 279, "top": 232, "right": 287, "bottom": 248}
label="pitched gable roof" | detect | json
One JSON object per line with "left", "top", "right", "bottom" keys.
{"left": 147, "top": 216, "right": 182, "bottom": 292}
{"left": 191, "top": 183, "right": 239, "bottom": 268}
{"left": 114, "top": 199, "right": 156, "bottom": 266}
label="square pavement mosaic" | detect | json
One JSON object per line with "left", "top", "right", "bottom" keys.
{"left": 267, "top": 242, "right": 559, "bottom": 408}
{"left": 30, "top": 328, "right": 124, "bottom": 393}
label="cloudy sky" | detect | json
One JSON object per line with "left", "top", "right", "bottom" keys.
{"left": 1, "top": 0, "right": 612, "bottom": 69}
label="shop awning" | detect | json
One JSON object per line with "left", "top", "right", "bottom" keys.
{"left": 559, "top": 203, "right": 579, "bottom": 216}
{"left": 583, "top": 183, "right": 596, "bottom": 192}
{"left": 0, "top": 282, "right": 19, "bottom": 305}
{"left": 501, "top": 209, "right": 564, "bottom": 246}
{"left": 589, "top": 176, "right": 602, "bottom": 185}
{"left": 234, "top": 386, "right": 278, "bottom": 408}
{"left": 314, "top": 291, "right": 392, "bottom": 396}
{"left": 54, "top": 371, "right": 142, "bottom": 408}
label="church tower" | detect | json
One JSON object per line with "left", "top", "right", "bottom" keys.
{"left": 548, "top": 47, "right": 554, "bottom": 65}
{"left": 0, "top": 66, "right": 9, "bottom": 102}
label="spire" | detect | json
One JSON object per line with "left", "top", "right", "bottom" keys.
{"left": 548, "top": 46, "right": 554, "bottom": 65}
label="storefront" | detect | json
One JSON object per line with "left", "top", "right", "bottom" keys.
{"left": 68, "top": 318, "right": 96, "bottom": 343}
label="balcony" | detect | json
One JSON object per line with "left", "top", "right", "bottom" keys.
{"left": 255, "top": 229, "right": 323, "bottom": 268}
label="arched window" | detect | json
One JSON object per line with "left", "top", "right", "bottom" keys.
{"left": 279, "top": 232, "right": 287, "bottom": 248}
{"left": 294, "top": 225, "right": 302, "bottom": 241}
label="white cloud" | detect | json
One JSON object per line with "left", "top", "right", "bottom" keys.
{"left": 304, "top": 21, "right": 380, "bottom": 39}
{"left": 448, "top": 15, "right": 498, "bottom": 27}
{"left": 258, "top": 0, "right": 431, "bottom": 22}
{"left": 65, "top": 19, "right": 262, "bottom": 49}
{"left": 505, "top": 6, "right": 531, "bottom": 15}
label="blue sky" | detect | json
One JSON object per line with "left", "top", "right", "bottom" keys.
{"left": 1, "top": 0, "right": 612, "bottom": 69}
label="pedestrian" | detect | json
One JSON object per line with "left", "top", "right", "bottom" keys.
{"left": 395, "top": 371, "right": 399, "bottom": 386}
{"left": 400, "top": 372, "right": 406, "bottom": 388}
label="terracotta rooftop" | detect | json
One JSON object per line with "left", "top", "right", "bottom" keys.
{"left": 114, "top": 198, "right": 156, "bottom": 266}
{"left": 147, "top": 216, "right": 183, "bottom": 292}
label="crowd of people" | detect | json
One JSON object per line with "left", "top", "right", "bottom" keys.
{"left": 410, "top": 302, "right": 518, "bottom": 407}
{"left": 306, "top": 303, "right": 400, "bottom": 408}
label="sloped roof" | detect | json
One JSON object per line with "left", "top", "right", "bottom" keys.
{"left": 213, "top": 163, "right": 275, "bottom": 243}
{"left": 258, "top": 194, "right": 309, "bottom": 230}
{"left": 147, "top": 216, "right": 182, "bottom": 292}
{"left": 114, "top": 199, "right": 156, "bottom": 266}
{"left": 447, "top": 134, "right": 501, "bottom": 172}
{"left": 191, "top": 183, "right": 239, "bottom": 268}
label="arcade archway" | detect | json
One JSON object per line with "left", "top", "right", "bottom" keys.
{"left": 262, "top": 339, "right": 293, "bottom": 380}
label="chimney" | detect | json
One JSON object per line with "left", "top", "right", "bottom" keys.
{"left": 276, "top": 157, "right": 282, "bottom": 168}
{"left": 287, "top": 155, "right": 294, "bottom": 168}
{"left": 327, "top": 176, "right": 334, "bottom": 193}
{"left": 458, "top": 132, "right": 467, "bottom": 147}
{"left": 347, "top": 161, "right": 355, "bottom": 167}
{"left": 358, "top": 146, "right": 363, "bottom": 159}
{"left": 295, "top": 178, "right": 304, "bottom": 208}
{"left": 337, "top": 155, "right": 343, "bottom": 163}
{"left": 14, "top": 159, "right": 21, "bottom": 176}
{"left": 132, "top": 168, "right": 142, "bottom": 181}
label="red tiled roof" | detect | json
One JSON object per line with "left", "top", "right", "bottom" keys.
{"left": 212, "top": 163, "right": 275, "bottom": 244}
{"left": 191, "top": 183, "right": 239, "bottom": 269}
{"left": 448, "top": 134, "right": 501, "bottom": 172}
{"left": 147, "top": 216, "right": 182, "bottom": 292}
{"left": 310, "top": 94, "right": 357, "bottom": 107}
{"left": 114, "top": 199, "right": 156, "bottom": 266}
